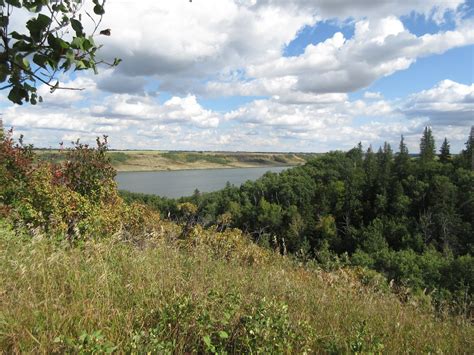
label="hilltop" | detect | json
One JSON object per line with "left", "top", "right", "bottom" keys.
{"left": 35, "top": 149, "right": 310, "bottom": 172}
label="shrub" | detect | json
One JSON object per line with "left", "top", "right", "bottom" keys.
{"left": 0, "top": 133, "right": 158, "bottom": 241}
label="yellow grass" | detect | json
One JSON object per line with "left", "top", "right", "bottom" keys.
{"left": 0, "top": 225, "right": 472, "bottom": 353}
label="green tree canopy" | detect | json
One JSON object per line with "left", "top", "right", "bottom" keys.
{"left": 420, "top": 126, "right": 436, "bottom": 162}
{"left": 0, "top": 0, "right": 120, "bottom": 105}
{"left": 439, "top": 137, "right": 451, "bottom": 163}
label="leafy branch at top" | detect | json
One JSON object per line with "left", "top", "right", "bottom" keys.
{"left": 0, "top": 0, "right": 121, "bottom": 105}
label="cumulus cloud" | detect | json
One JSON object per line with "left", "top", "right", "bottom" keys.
{"left": 2, "top": 1, "right": 472, "bottom": 153}
{"left": 219, "top": 79, "right": 472, "bottom": 151}
{"left": 251, "top": 0, "right": 464, "bottom": 22}
{"left": 225, "top": 95, "right": 395, "bottom": 135}
{"left": 401, "top": 80, "right": 474, "bottom": 125}
{"left": 93, "top": 1, "right": 466, "bottom": 93}
{"left": 207, "top": 16, "right": 474, "bottom": 98}
{"left": 364, "top": 92, "right": 383, "bottom": 100}
{"left": 2, "top": 93, "right": 221, "bottom": 148}
{"left": 95, "top": 0, "right": 315, "bottom": 87}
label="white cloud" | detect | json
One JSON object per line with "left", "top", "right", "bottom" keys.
{"left": 364, "top": 91, "right": 383, "bottom": 100}
{"left": 2, "top": 93, "right": 221, "bottom": 148}
{"left": 401, "top": 80, "right": 474, "bottom": 125}
{"left": 208, "top": 16, "right": 474, "bottom": 98}
{"left": 2, "top": 1, "right": 472, "bottom": 153}
{"left": 96, "top": 0, "right": 316, "bottom": 91}
{"left": 251, "top": 0, "right": 464, "bottom": 22}
{"left": 92, "top": 1, "right": 466, "bottom": 94}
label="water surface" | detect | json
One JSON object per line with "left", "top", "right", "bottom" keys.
{"left": 116, "top": 166, "right": 288, "bottom": 198}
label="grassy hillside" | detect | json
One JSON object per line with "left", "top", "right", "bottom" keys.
{"left": 35, "top": 150, "right": 310, "bottom": 171}
{"left": 2, "top": 133, "right": 472, "bottom": 353}
{"left": 1, "top": 223, "right": 472, "bottom": 353}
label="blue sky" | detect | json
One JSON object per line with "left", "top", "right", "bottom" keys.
{"left": 2, "top": 0, "right": 473, "bottom": 152}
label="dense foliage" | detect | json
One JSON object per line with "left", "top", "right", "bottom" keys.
{"left": 0, "top": 129, "right": 160, "bottom": 239}
{"left": 0, "top": 0, "right": 119, "bottom": 104}
{"left": 122, "top": 127, "right": 474, "bottom": 313}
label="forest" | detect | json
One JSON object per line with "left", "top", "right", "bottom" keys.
{"left": 121, "top": 127, "right": 474, "bottom": 312}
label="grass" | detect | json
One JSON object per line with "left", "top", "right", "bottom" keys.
{"left": 161, "top": 152, "right": 231, "bottom": 165}
{"left": 35, "top": 149, "right": 308, "bottom": 172}
{"left": 0, "top": 224, "right": 472, "bottom": 353}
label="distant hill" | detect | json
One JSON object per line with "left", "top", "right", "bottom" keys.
{"left": 36, "top": 150, "right": 313, "bottom": 172}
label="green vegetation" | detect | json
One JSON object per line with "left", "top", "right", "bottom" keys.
{"left": 0, "top": 0, "right": 119, "bottom": 105}
{"left": 1, "top": 126, "right": 473, "bottom": 352}
{"left": 123, "top": 127, "right": 474, "bottom": 315}
{"left": 162, "top": 152, "right": 231, "bottom": 165}
{"left": 1, "top": 223, "right": 472, "bottom": 353}
{"left": 36, "top": 149, "right": 308, "bottom": 172}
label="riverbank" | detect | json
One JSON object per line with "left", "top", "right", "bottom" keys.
{"left": 36, "top": 150, "right": 312, "bottom": 172}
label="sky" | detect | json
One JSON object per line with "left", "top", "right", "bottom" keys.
{"left": 1, "top": 0, "right": 474, "bottom": 152}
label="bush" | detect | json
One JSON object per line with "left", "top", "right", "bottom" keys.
{"left": 0, "top": 133, "right": 158, "bottom": 241}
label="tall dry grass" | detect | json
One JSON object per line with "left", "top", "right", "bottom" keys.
{"left": 0, "top": 224, "right": 472, "bottom": 353}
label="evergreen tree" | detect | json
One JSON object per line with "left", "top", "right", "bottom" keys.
{"left": 377, "top": 142, "right": 393, "bottom": 183}
{"left": 460, "top": 126, "right": 474, "bottom": 170}
{"left": 395, "top": 135, "right": 410, "bottom": 178}
{"left": 364, "top": 145, "right": 377, "bottom": 180}
{"left": 0, "top": 119, "right": 4, "bottom": 141}
{"left": 362, "top": 146, "right": 378, "bottom": 222}
{"left": 383, "top": 142, "right": 393, "bottom": 159}
{"left": 346, "top": 142, "right": 364, "bottom": 167}
{"left": 420, "top": 127, "right": 436, "bottom": 162}
{"left": 398, "top": 135, "right": 409, "bottom": 158}
{"left": 439, "top": 137, "right": 451, "bottom": 163}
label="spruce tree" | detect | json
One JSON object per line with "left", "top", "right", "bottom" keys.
{"left": 395, "top": 135, "right": 410, "bottom": 178}
{"left": 398, "top": 135, "right": 409, "bottom": 158}
{"left": 346, "top": 142, "right": 364, "bottom": 167}
{"left": 439, "top": 137, "right": 451, "bottom": 163}
{"left": 461, "top": 126, "right": 474, "bottom": 170}
{"left": 420, "top": 126, "right": 436, "bottom": 162}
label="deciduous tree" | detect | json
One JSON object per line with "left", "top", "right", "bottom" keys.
{"left": 0, "top": 0, "right": 120, "bottom": 105}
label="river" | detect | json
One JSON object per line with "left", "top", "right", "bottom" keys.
{"left": 116, "top": 166, "right": 289, "bottom": 198}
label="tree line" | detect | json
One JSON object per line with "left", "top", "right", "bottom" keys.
{"left": 121, "top": 126, "right": 474, "bottom": 312}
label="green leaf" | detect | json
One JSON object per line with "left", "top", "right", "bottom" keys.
{"left": 71, "top": 37, "right": 84, "bottom": 50}
{"left": 10, "top": 31, "right": 31, "bottom": 41}
{"left": 0, "top": 63, "right": 9, "bottom": 83}
{"left": 0, "top": 15, "right": 9, "bottom": 27}
{"left": 33, "top": 53, "right": 48, "bottom": 68}
{"left": 79, "top": 332, "right": 88, "bottom": 343}
{"left": 26, "top": 13, "right": 51, "bottom": 42}
{"left": 12, "top": 40, "right": 33, "bottom": 52}
{"left": 70, "top": 18, "right": 84, "bottom": 37}
{"left": 93, "top": 4, "right": 105, "bottom": 15}
{"left": 8, "top": 85, "right": 27, "bottom": 105}
{"left": 218, "top": 330, "right": 229, "bottom": 339}
{"left": 203, "top": 335, "right": 212, "bottom": 347}
{"left": 75, "top": 60, "right": 87, "bottom": 70}
{"left": 82, "top": 38, "right": 93, "bottom": 51}
{"left": 5, "top": 0, "right": 21, "bottom": 8}
{"left": 48, "top": 34, "right": 69, "bottom": 50}
{"left": 22, "top": 57, "right": 30, "bottom": 70}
